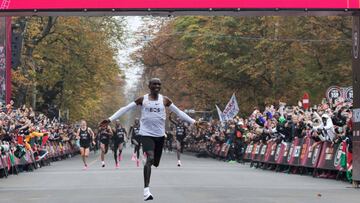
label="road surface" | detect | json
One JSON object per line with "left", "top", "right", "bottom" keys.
{"left": 0, "top": 147, "right": 359, "bottom": 203}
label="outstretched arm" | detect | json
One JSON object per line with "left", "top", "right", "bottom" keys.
{"left": 164, "top": 96, "right": 195, "bottom": 125}
{"left": 100, "top": 97, "right": 143, "bottom": 126}
{"left": 109, "top": 102, "right": 137, "bottom": 122}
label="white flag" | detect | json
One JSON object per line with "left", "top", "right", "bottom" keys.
{"left": 222, "top": 93, "right": 239, "bottom": 121}
{"left": 215, "top": 105, "right": 224, "bottom": 122}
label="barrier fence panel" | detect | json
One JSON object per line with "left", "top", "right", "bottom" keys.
{"left": 251, "top": 143, "right": 258, "bottom": 160}
{"left": 287, "top": 137, "right": 302, "bottom": 166}
{"left": 241, "top": 136, "right": 352, "bottom": 178}
{"left": 259, "top": 143, "right": 267, "bottom": 162}
{"left": 220, "top": 143, "right": 230, "bottom": 158}
{"left": 299, "top": 137, "right": 323, "bottom": 168}
{"left": 266, "top": 142, "right": 278, "bottom": 164}
{"left": 275, "top": 142, "right": 291, "bottom": 165}
{"left": 244, "top": 144, "right": 253, "bottom": 160}
{"left": 254, "top": 143, "right": 263, "bottom": 162}
{"left": 316, "top": 141, "right": 345, "bottom": 171}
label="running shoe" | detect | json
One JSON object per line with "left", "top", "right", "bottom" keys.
{"left": 83, "top": 164, "right": 88, "bottom": 171}
{"left": 115, "top": 163, "right": 120, "bottom": 169}
{"left": 177, "top": 160, "right": 181, "bottom": 167}
{"left": 118, "top": 154, "right": 122, "bottom": 162}
{"left": 144, "top": 187, "right": 154, "bottom": 201}
{"left": 131, "top": 153, "right": 136, "bottom": 161}
{"left": 102, "top": 161, "right": 105, "bottom": 168}
{"left": 136, "top": 159, "right": 140, "bottom": 167}
{"left": 144, "top": 193, "right": 153, "bottom": 201}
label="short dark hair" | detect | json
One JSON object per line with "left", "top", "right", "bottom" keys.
{"left": 149, "top": 78, "right": 161, "bottom": 85}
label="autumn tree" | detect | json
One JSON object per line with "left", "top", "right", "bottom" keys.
{"left": 138, "top": 16, "right": 352, "bottom": 115}
{"left": 12, "top": 16, "right": 126, "bottom": 126}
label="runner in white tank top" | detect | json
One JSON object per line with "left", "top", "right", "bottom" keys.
{"left": 139, "top": 94, "right": 166, "bottom": 137}
{"left": 100, "top": 78, "right": 205, "bottom": 201}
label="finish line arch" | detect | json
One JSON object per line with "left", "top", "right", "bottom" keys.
{"left": 0, "top": 0, "right": 360, "bottom": 186}
{"left": 0, "top": 0, "right": 359, "bottom": 16}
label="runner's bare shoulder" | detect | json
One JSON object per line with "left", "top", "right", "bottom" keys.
{"left": 135, "top": 97, "right": 144, "bottom": 106}
{"left": 162, "top": 96, "right": 173, "bottom": 107}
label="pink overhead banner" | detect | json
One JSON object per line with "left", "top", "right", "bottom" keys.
{"left": 0, "top": 0, "right": 359, "bottom": 10}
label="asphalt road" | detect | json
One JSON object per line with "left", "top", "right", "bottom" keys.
{"left": 0, "top": 147, "right": 359, "bottom": 203}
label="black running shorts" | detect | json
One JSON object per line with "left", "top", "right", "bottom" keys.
{"left": 141, "top": 136, "right": 165, "bottom": 167}
{"left": 80, "top": 140, "right": 91, "bottom": 149}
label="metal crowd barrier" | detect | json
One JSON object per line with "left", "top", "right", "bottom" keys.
{"left": 0, "top": 141, "right": 79, "bottom": 178}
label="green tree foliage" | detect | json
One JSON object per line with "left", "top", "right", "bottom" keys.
{"left": 139, "top": 16, "right": 352, "bottom": 114}
{"left": 12, "top": 17, "right": 126, "bottom": 126}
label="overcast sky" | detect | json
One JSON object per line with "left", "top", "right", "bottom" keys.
{"left": 116, "top": 16, "right": 144, "bottom": 97}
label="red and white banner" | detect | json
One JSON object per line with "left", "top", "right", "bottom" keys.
{"left": 302, "top": 92, "right": 310, "bottom": 110}
{"left": 0, "top": 0, "right": 359, "bottom": 10}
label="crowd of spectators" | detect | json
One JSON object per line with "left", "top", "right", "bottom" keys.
{"left": 1, "top": 97, "right": 354, "bottom": 180}
{"left": 0, "top": 100, "right": 78, "bottom": 175}
{"left": 183, "top": 99, "right": 353, "bottom": 164}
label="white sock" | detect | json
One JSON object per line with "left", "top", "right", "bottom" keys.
{"left": 102, "top": 161, "right": 105, "bottom": 165}
{"left": 144, "top": 187, "right": 150, "bottom": 195}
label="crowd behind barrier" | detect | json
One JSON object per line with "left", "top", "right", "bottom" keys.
{"left": 182, "top": 99, "right": 353, "bottom": 182}
{"left": 1, "top": 98, "right": 354, "bottom": 182}
{"left": 0, "top": 101, "right": 79, "bottom": 178}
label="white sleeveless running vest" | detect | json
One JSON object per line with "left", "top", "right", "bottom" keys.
{"left": 139, "top": 94, "right": 166, "bottom": 137}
